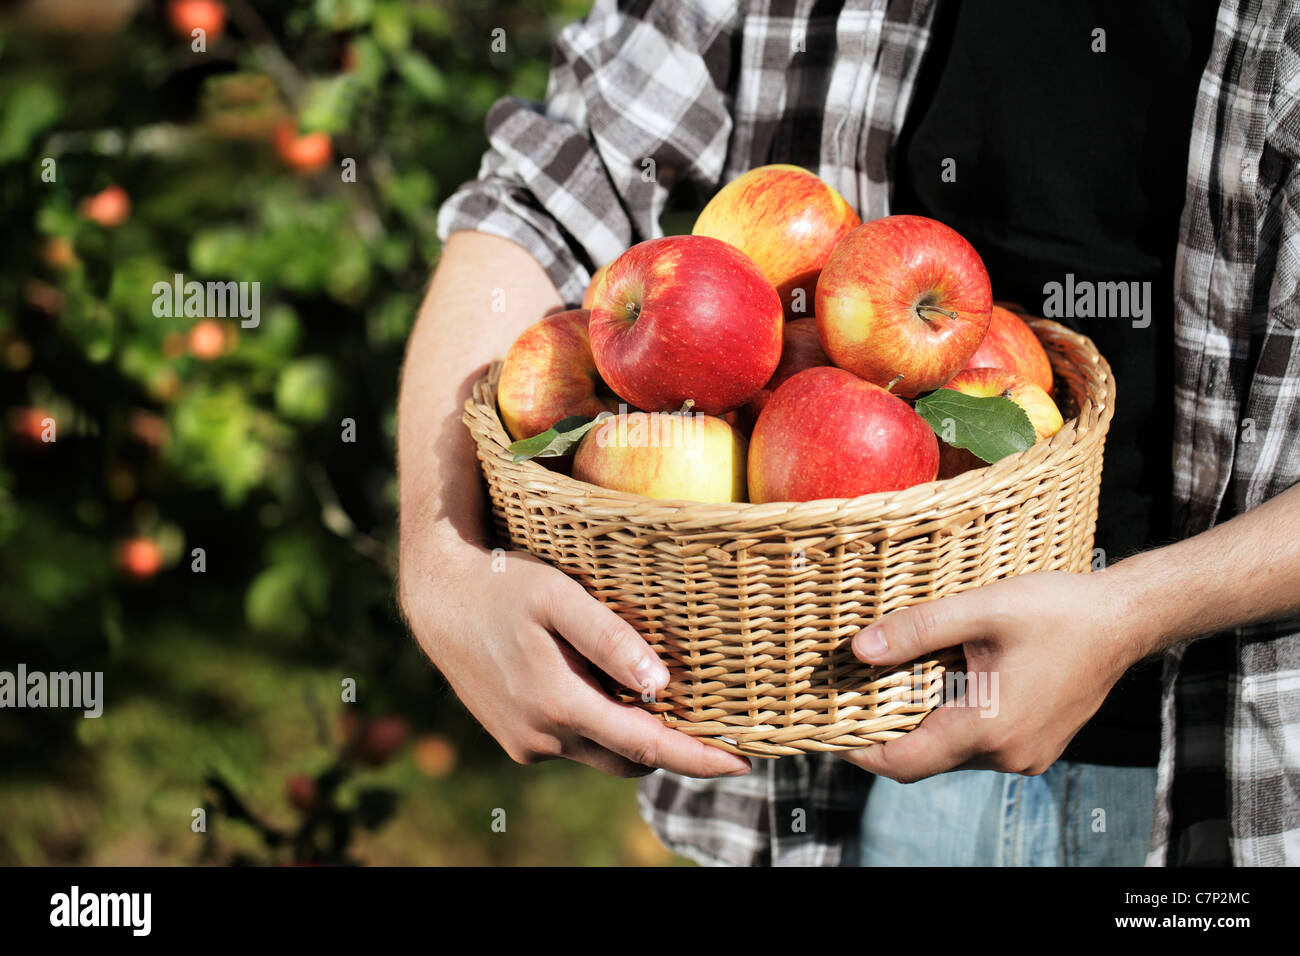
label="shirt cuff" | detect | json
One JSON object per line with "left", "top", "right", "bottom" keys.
{"left": 436, "top": 177, "right": 591, "bottom": 307}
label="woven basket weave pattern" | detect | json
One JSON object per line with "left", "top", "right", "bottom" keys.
{"left": 463, "top": 319, "right": 1114, "bottom": 757}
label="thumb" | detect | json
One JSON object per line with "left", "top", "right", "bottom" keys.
{"left": 537, "top": 576, "right": 670, "bottom": 695}
{"left": 852, "top": 589, "right": 993, "bottom": 666}
{"left": 839, "top": 701, "right": 980, "bottom": 782}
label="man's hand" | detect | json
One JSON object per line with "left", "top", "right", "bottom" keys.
{"left": 837, "top": 481, "right": 1300, "bottom": 780}
{"left": 838, "top": 569, "right": 1142, "bottom": 782}
{"left": 839, "top": 480, "right": 1300, "bottom": 783}
{"left": 397, "top": 231, "right": 750, "bottom": 781}
{"left": 402, "top": 540, "right": 752, "bottom": 778}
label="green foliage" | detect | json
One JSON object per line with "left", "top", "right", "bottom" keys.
{"left": 0, "top": 0, "right": 666, "bottom": 866}
{"left": 168, "top": 383, "right": 291, "bottom": 503}
{"left": 0, "top": 82, "right": 63, "bottom": 162}
{"left": 508, "top": 412, "right": 611, "bottom": 459}
{"left": 914, "top": 389, "right": 1037, "bottom": 463}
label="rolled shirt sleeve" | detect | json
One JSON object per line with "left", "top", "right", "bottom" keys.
{"left": 436, "top": 0, "right": 741, "bottom": 305}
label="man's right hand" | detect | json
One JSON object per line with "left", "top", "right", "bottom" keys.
{"left": 400, "top": 538, "right": 753, "bottom": 779}
{"left": 396, "top": 231, "right": 750, "bottom": 780}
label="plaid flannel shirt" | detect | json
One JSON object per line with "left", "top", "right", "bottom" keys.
{"left": 438, "top": 0, "right": 1300, "bottom": 866}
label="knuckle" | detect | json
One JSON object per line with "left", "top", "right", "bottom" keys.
{"left": 505, "top": 731, "right": 562, "bottom": 765}
{"left": 527, "top": 731, "right": 564, "bottom": 759}
{"left": 981, "top": 725, "right": 1017, "bottom": 758}
{"left": 625, "top": 735, "right": 662, "bottom": 770}
{"left": 883, "top": 603, "right": 937, "bottom": 657}
{"left": 909, "top": 602, "right": 943, "bottom": 645}
{"left": 504, "top": 744, "right": 540, "bottom": 766}
{"left": 614, "top": 762, "right": 655, "bottom": 779}
{"left": 530, "top": 581, "right": 563, "bottom": 623}
{"left": 592, "top": 618, "right": 634, "bottom": 667}
{"left": 983, "top": 603, "right": 1017, "bottom": 636}
{"left": 991, "top": 747, "right": 1034, "bottom": 775}
{"left": 986, "top": 753, "right": 1019, "bottom": 774}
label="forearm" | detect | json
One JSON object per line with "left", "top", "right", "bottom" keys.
{"left": 396, "top": 230, "right": 563, "bottom": 619}
{"left": 1111, "top": 482, "right": 1300, "bottom": 660}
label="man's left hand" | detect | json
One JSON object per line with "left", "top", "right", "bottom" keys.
{"left": 839, "top": 570, "right": 1146, "bottom": 781}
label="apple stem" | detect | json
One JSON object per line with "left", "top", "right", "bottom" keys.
{"left": 677, "top": 399, "right": 695, "bottom": 415}
{"left": 916, "top": 304, "right": 960, "bottom": 323}
{"left": 885, "top": 374, "right": 905, "bottom": 393}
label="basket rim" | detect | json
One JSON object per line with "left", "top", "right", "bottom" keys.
{"left": 463, "top": 317, "right": 1115, "bottom": 530}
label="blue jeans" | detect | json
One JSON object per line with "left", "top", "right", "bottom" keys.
{"left": 858, "top": 763, "right": 1156, "bottom": 866}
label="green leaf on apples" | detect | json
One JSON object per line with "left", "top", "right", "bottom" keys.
{"left": 507, "top": 412, "right": 613, "bottom": 462}
{"left": 913, "top": 391, "right": 1037, "bottom": 464}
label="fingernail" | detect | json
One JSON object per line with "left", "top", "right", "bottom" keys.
{"left": 856, "top": 626, "right": 888, "bottom": 659}
{"left": 635, "top": 654, "right": 669, "bottom": 691}
{"left": 724, "top": 761, "right": 752, "bottom": 776}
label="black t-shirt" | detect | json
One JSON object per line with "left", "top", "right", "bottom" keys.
{"left": 891, "top": 0, "right": 1218, "bottom": 766}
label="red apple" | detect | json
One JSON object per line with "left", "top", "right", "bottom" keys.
{"left": 720, "top": 408, "right": 750, "bottom": 439}
{"left": 746, "top": 319, "right": 829, "bottom": 418}
{"left": 573, "top": 410, "right": 748, "bottom": 503}
{"left": 188, "top": 319, "right": 234, "bottom": 360}
{"left": 339, "top": 708, "right": 363, "bottom": 748}
{"left": 286, "top": 774, "right": 319, "bottom": 814}
{"left": 936, "top": 367, "right": 1064, "bottom": 478}
{"left": 816, "top": 215, "right": 991, "bottom": 396}
{"left": 497, "top": 308, "right": 617, "bottom": 441}
{"left": 588, "top": 235, "right": 782, "bottom": 416}
{"left": 168, "top": 0, "right": 226, "bottom": 41}
{"left": 960, "top": 305, "right": 1054, "bottom": 393}
{"left": 9, "top": 407, "right": 55, "bottom": 445}
{"left": 79, "top": 185, "right": 131, "bottom": 228}
{"left": 581, "top": 263, "right": 609, "bottom": 311}
{"left": 118, "top": 537, "right": 163, "bottom": 578}
{"left": 274, "top": 121, "right": 332, "bottom": 174}
{"left": 748, "top": 366, "right": 939, "bottom": 503}
{"left": 357, "top": 715, "right": 409, "bottom": 766}
{"left": 693, "top": 164, "right": 859, "bottom": 319}
{"left": 127, "top": 409, "right": 169, "bottom": 449}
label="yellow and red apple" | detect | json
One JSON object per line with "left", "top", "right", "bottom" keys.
{"left": 748, "top": 366, "right": 939, "bottom": 503}
{"left": 588, "top": 235, "right": 782, "bottom": 417}
{"left": 960, "top": 304, "right": 1054, "bottom": 393}
{"left": 816, "top": 215, "right": 992, "bottom": 397}
{"left": 692, "top": 164, "right": 859, "bottom": 318}
{"left": 497, "top": 308, "right": 617, "bottom": 441}
{"left": 573, "top": 410, "right": 748, "bottom": 503}
{"left": 936, "top": 367, "right": 1064, "bottom": 478}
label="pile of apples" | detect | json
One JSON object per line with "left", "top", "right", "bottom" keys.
{"left": 496, "top": 164, "right": 1063, "bottom": 504}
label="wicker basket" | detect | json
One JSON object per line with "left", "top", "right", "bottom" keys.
{"left": 462, "top": 318, "right": 1114, "bottom": 757}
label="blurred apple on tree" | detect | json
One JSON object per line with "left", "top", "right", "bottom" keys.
{"left": 78, "top": 185, "right": 130, "bottom": 227}
{"left": 274, "top": 121, "right": 332, "bottom": 174}
{"left": 118, "top": 537, "right": 163, "bottom": 578}
{"left": 1, "top": 0, "right": 652, "bottom": 869}
{"left": 167, "top": 0, "right": 225, "bottom": 42}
